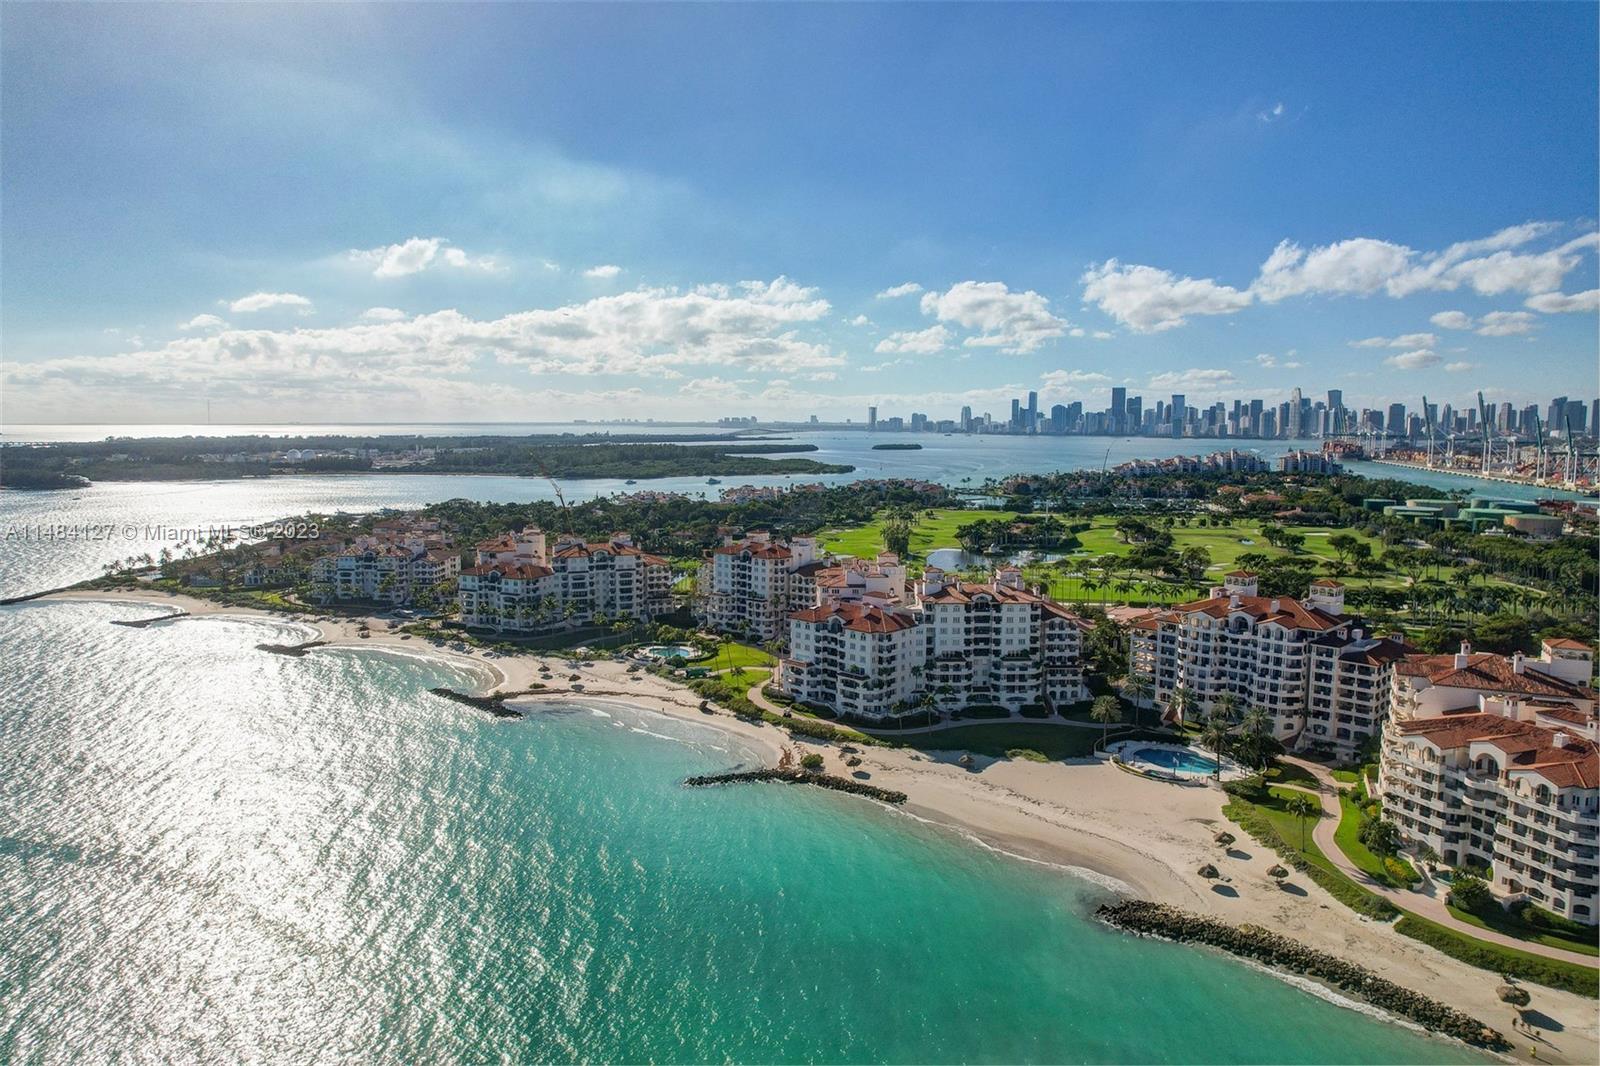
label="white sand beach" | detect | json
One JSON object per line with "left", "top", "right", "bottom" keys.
{"left": 45, "top": 588, "right": 1599, "bottom": 1064}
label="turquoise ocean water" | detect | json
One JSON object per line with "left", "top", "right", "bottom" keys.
{"left": 0, "top": 600, "right": 1484, "bottom": 1063}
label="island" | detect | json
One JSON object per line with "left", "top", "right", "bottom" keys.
{"left": 871, "top": 443, "right": 923, "bottom": 450}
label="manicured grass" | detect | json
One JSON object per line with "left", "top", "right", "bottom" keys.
{"left": 820, "top": 508, "right": 1021, "bottom": 561}
{"left": 1446, "top": 904, "right": 1599, "bottom": 958}
{"left": 1262, "top": 762, "right": 1320, "bottom": 789}
{"left": 1395, "top": 914, "right": 1598, "bottom": 998}
{"left": 1330, "top": 769, "right": 1361, "bottom": 784}
{"left": 705, "top": 642, "right": 777, "bottom": 671}
{"left": 692, "top": 668, "right": 771, "bottom": 704}
{"left": 1333, "top": 791, "right": 1419, "bottom": 887}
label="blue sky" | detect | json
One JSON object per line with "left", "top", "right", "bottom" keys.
{"left": 2, "top": 2, "right": 1596, "bottom": 425}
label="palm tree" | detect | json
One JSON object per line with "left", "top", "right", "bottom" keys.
{"left": 1090, "top": 694, "right": 1122, "bottom": 746}
{"left": 1168, "top": 685, "right": 1194, "bottom": 725}
{"left": 1285, "top": 793, "right": 1320, "bottom": 851}
{"left": 1240, "top": 705, "right": 1271, "bottom": 769}
{"left": 1200, "top": 716, "right": 1230, "bottom": 779}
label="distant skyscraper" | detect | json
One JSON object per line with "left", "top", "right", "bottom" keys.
{"left": 959, "top": 405, "right": 973, "bottom": 432}
{"left": 1026, "top": 391, "right": 1038, "bottom": 434}
{"left": 1010, "top": 397, "right": 1022, "bottom": 430}
{"left": 1326, "top": 389, "right": 1344, "bottom": 433}
{"left": 1110, "top": 386, "right": 1127, "bottom": 434}
{"left": 1170, "top": 394, "right": 1185, "bottom": 437}
{"left": 1387, "top": 402, "right": 1406, "bottom": 436}
{"left": 1288, "top": 387, "right": 1303, "bottom": 438}
{"left": 1248, "top": 398, "right": 1263, "bottom": 437}
{"left": 868, "top": 405, "right": 878, "bottom": 432}
{"left": 1126, "top": 395, "right": 1142, "bottom": 435}
{"left": 1049, "top": 404, "right": 1068, "bottom": 433}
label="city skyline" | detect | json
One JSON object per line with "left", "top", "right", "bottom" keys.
{"left": 2, "top": 3, "right": 1597, "bottom": 425}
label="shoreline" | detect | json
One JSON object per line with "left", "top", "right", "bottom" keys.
{"left": 24, "top": 587, "right": 1598, "bottom": 1064}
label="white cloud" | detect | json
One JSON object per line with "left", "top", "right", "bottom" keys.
{"left": 849, "top": 314, "right": 872, "bottom": 326}
{"left": 351, "top": 237, "right": 500, "bottom": 279}
{"left": 1385, "top": 349, "right": 1441, "bottom": 370}
{"left": 874, "top": 324, "right": 951, "bottom": 355}
{"left": 1082, "top": 223, "right": 1597, "bottom": 331}
{"left": 1350, "top": 332, "right": 1438, "bottom": 349}
{"left": 1444, "top": 361, "right": 1476, "bottom": 373}
{"left": 1092, "top": 330, "right": 1113, "bottom": 340}
{"left": 1253, "top": 238, "right": 1414, "bottom": 301}
{"left": 875, "top": 282, "right": 922, "bottom": 299}
{"left": 228, "top": 292, "right": 313, "bottom": 314}
{"left": 179, "top": 314, "right": 227, "bottom": 331}
{"left": 1257, "top": 101, "right": 1286, "bottom": 123}
{"left": 1146, "top": 368, "right": 1239, "bottom": 394}
{"left": 1473, "top": 310, "right": 1537, "bottom": 336}
{"left": 1079, "top": 261, "right": 1251, "bottom": 333}
{"left": 1525, "top": 289, "right": 1600, "bottom": 314}
{"left": 918, "top": 281, "right": 1069, "bottom": 353}
{"left": 6, "top": 278, "right": 839, "bottom": 412}
{"left": 359, "top": 307, "right": 408, "bottom": 322}
{"left": 1429, "top": 310, "right": 1474, "bottom": 330}
{"left": 583, "top": 264, "right": 623, "bottom": 280}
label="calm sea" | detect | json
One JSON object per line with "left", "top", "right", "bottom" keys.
{"left": 0, "top": 599, "right": 1486, "bottom": 1063}
{"left": 0, "top": 424, "right": 1574, "bottom": 600}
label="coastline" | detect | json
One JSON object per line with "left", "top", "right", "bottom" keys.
{"left": 30, "top": 588, "right": 1597, "bottom": 1064}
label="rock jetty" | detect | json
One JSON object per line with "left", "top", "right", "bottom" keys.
{"left": 429, "top": 686, "right": 546, "bottom": 718}
{"left": 111, "top": 610, "right": 190, "bottom": 628}
{"left": 256, "top": 639, "right": 329, "bottom": 657}
{"left": 1096, "top": 900, "right": 1506, "bottom": 1049}
{"left": 685, "top": 768, "right": 907, "bottom": 805}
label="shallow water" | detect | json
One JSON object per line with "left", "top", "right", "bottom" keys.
{"left": 0, "top": 601, "right": 1487, "bottom": 1063}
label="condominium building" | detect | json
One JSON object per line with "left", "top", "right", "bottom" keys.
{"left": 776, "top": 566, "right": 1090, "bottom": 721}
{"left": 458, "top": 530, "right": 672, "bottom": 633}
{"left": 696, "top": 532, "right": 820, "bottom": 640}
{"left": 1379, "top": 640, "right": 1598, "bottom": 925}
{"left": 311, "top": 531, "right": 460, "bottom": 606}
{"left": 781, "top": 602, "right": 924, "bottom": 719}
{"left": 917, "top": 567, "right": 1090, "bottom": 711}
{"left": 1126, "top": 573, "right": 1397, "bottom": 759}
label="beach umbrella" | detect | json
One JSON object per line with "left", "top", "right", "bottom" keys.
{"left": 1197, "top": 863, "right": 1219, "bottom": 879}
{"left": 1496, "top": 985, "right": 1531, "bottom": 1007}
{"left": 1267, "top": 864, "right": 1289, "bottom": 880}
{"left": 1214, "top": 831, "right": 1236, "bottom": 847}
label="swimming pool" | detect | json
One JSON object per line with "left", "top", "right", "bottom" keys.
{"left": 640, "top": 644, "right": 699, "bottom": 661}
{"left": 1124, "top": 745, "right": 1219, "bottom": 777}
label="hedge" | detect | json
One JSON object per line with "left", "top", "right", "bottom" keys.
{"left": 1394, "top": 915, "right": 1599, "bottom": 998}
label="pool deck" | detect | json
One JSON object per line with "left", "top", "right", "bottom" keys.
{"left": 1108, "top": 740, "right": 1247, "bottom": 784}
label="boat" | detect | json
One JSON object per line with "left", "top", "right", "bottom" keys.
{"left": 706, "top": 477, "right": 722, "bottom": 484}
{"left": 625, "top": 479, "right": 636, "bottom": 484}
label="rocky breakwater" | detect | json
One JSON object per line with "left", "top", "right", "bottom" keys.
{"left": 256, "top": 639, "right": 329, "bottom": 657}
{"left": 686, "top": 768, "right": 908, "bottom": 805}
{"left": 1096, "top": 900, "right": 1506, "bottom": 1049}
{"left": 429, "top": 686, "right": 547, "bottom": 719}
{"left": 111, "top": 610, "right": 191, "bottom": 628}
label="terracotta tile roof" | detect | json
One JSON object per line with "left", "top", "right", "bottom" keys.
{"left": 1532, "top": 705, "right": 1597, "bottom": 726}
{"left": 1395, "top": 653, "right": 1593, "bottom": 700}
{"left": 919, "top": 581, "right": 1087, "bottom": 626}
{"left": 1163, "top": 592, "right": 1345, "bottom": 632}
{"left": 1224, "top": 570, "right": 1256, "bottom": 578}
{"left": 789, "top": 601, "right": 917, "bottom": 634}
{"left": 1542, "top": 638, "right": 1592, "bottom": 652}
{"left": 712, "top": 540, "right": 792, "bottom": 559}
{"left": 462, "top": 562, "right": 554, "bottom": 580}
{"left": 1393, "top": 713, "right": 1599, "bottom": 790}
{"left": 1310, "top": 579, "right": 1345, "bottom": 588}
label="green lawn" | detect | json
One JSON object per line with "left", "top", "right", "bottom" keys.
{"left": 1332, "top": 791, "right": 1420, "bottom": 887}
{"left": 1446, "top": 903, "right": 1600, "bottom": 957}
{"left": 1262, "top": 762, "right": 1321, "bottom": 789}
{"left": 1395, "top": 914, "right": 1598, "bottom": 997}
{"left": 691, "top": 667, "right": 771, "bottom": 703}
{"left": 704, "top": 641, "right": 777, "bottom": 670}
{"left": 820, "top": 508, "right": 1021, "bottom": 561}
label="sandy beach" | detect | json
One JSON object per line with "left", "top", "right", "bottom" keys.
{"left": 44, "top": 588, "right": 1599, "bottom": 1064}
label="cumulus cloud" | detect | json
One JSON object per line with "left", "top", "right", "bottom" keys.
{"left": 1039, "top": 369, "right": 1111, "bottom": 389}
{"left": 351, "top": 237, "right": 500, "bottom": 278}
{"left": 179, "top": 314, "right": 227, "bottom": 331}
{"left": 1385, "top": 349, "right": 1441, "bottom": 370}
{"left": 359, "top": 307, "right": 408, "bottom": 322}
{"left": 583, "top": 264, "right": 623, "bottom": 279}
{"left": 1473, "top": 310, "right": 1538, "bottom": 337}
{"left": 849, "top": 314, "right": 872, "bottom": 326}
{"left": 1444, "top": 361, "right": 1476, "bottom": 373}
{"left": 874, "top": 324, "right": 951, "bottom": 355}
{"left": 1257, "top": 101, "right": 1286, "bottom": 123}
{"left": 918, "top": 281, "right": 1069, "bottom": 353}
{"left": 875, "top": 282, "right": 922, "bottom": 299}
{"left": 1350, "top": 332, "right": 1438, "bottom": 349}
{"left": 1079, "top": 261, "right": 1251, "bottom": 333}
{"left": 1080, "top": 223, "right": 1596, "bottom": 331}
{"left": 1430, "top": 310, "right": 1475, "bottom": 330}
{"left": 5, "top": 278, "right": 839, "bottom": 412}
{"left": 1525, "top": 289, "right": 1600, "bottom": 314}
{"left": 228, "top": 292, "right": 313, "bottom": 314}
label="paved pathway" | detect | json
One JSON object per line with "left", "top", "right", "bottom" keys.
{"left": 1280, "top": 756, "right": 1598, "bottom": 967}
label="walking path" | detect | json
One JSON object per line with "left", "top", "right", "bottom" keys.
{"left": 1280, "top": 756, "right": 1598, "bottom": 967}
